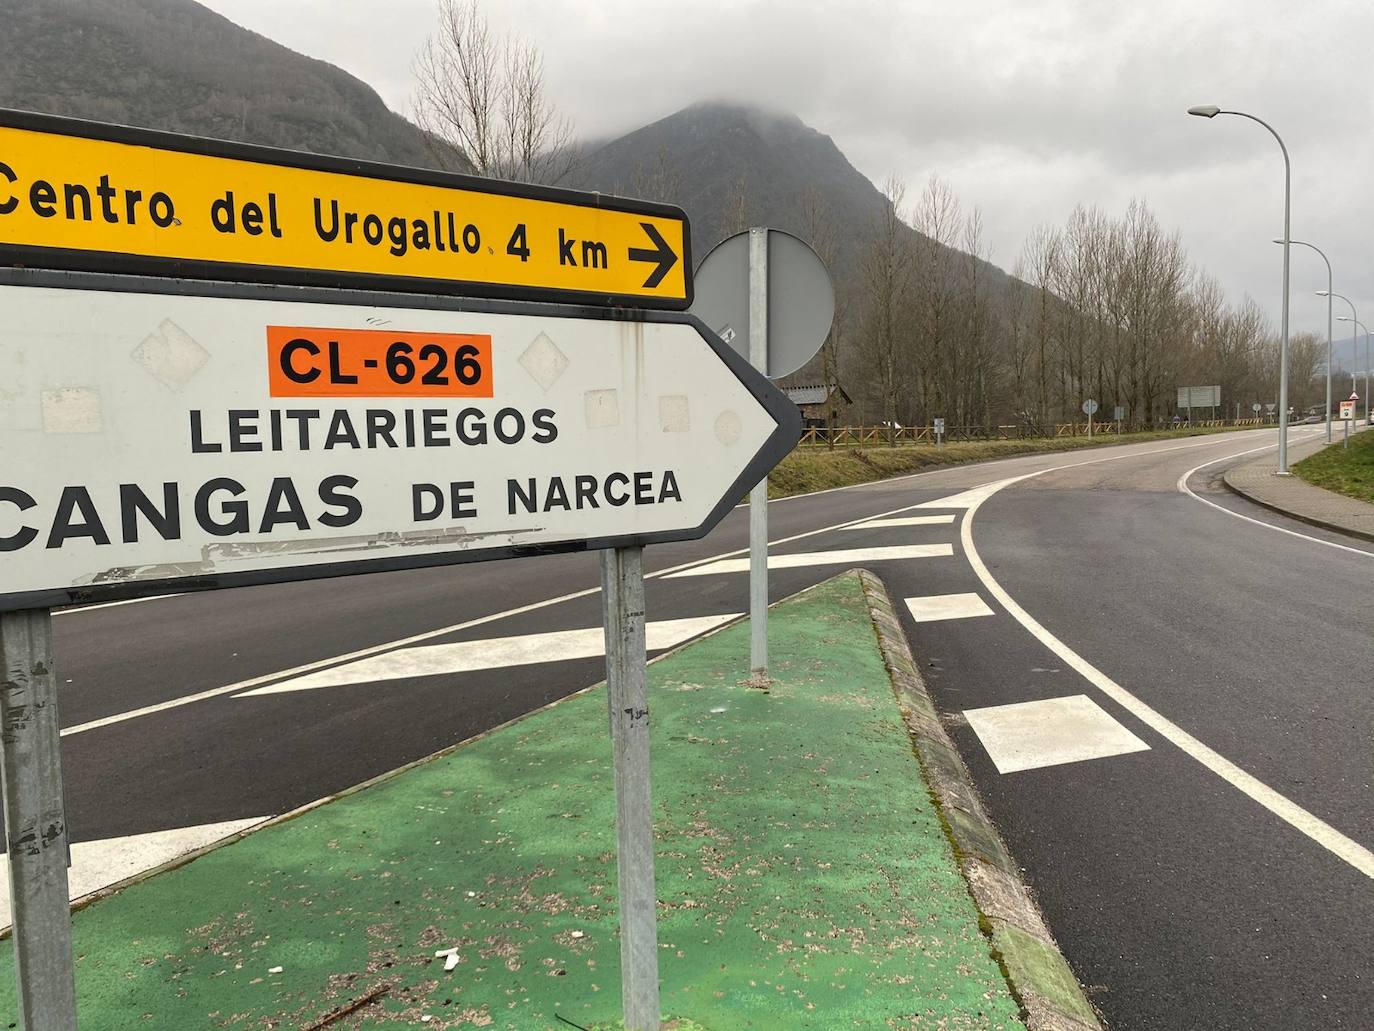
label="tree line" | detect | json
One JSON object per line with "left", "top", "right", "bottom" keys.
{"left": 843, "top": 176, "right": 1327, "bottom": 432}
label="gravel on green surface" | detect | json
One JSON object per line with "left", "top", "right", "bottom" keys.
{"left": 0, "top": 573, "right": 1022, "bottom": 1030}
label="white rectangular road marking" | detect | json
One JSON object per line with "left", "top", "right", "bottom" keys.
{"left": 963, "top": 694, "right": 1150, "bottom": 774}
{"left": 667, "top": 544, "right": 953, "bottom": 578}
{"left": 850, "top": 514, "right": 957, "bottom": 529}
{"left": 905, "top": 593, "right": 994, "bottom": 623}
{"left": 0, "top": 817, "right": 267, "bottom": 931}
{"left": 237, "top": 613, "right": 739, "bottom": 697}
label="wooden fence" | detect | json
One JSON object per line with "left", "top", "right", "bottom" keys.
{"left": 795, "top": 418, "right": 1268, "bottom": 447}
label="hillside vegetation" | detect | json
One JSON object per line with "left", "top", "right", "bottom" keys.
{"left": 0, "top": 0, "right": 440, "bottom": 167}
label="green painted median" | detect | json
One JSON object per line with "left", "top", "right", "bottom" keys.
{"left": 0, "top": 573, "right": 1022, "bottom": 1029}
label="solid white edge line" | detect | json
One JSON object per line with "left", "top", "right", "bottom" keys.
{"left": 959, "top": 445, "right": 1374, "bottom": 880}
{"left": 61, "top": 430, "right": 1300, "bottom": 737}
{"left": 1176, "top": 443, "right": 1374, "bottom": 559}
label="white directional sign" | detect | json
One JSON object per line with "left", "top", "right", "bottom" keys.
{"left": 0, "top": 275, "right": 799, "bottom": 610}
{"left": 1340, "top": 400, "right": 1356, "bottom": 420}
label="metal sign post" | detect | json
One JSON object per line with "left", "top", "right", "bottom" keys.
{"left": 934, "top": 417, "right": 946, "bottom": 445}
{"left": 690, "top": 227, "right": 835, "bottom": 684}
{"left": 0, "top": 609, "right": 79, "bottom": 1030}
{"left": 748, "top": 228, "right": 770, "bottom": 681}
{"left": 599, "top": 547, "right": 660, "bottom": 1031}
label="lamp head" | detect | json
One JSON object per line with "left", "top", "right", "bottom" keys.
{"left": 1188, "top": 105, "right": 1221, "bottom": 118}
{"left": 1317, "top": 290, "right": 1332, "bottom": 298}
{"left": 1338, "top": 315, "right": 1352, "bottom": 322}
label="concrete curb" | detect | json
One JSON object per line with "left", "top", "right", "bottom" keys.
{"left": 855, "top": 568, "right": 1104, "bottom": 1031}
{"left": 1222, "top": 464, "right": 1374, "bottom": 544}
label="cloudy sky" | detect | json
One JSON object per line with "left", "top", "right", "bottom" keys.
{"left": 202, "top": 0, "right": 1374, "bottom": 353}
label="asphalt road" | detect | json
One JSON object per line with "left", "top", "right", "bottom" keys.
{"left": 23, "top": 426, "right": 1374, "bottom": 1029}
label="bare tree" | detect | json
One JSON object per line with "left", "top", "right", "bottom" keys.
{"left": 858, "top": 175, "right": 914, "bottom": 444}
{"left": 716, "top": 174, "right": 753, "bottom": 242}
{"left": 800, "top": 186, "right": 846, "bottom": 447}
{"left": 630, "top": 145, "right": 684, "bottom": 205}
{"left": 412, "top": 0, "right": 576, "bottom": 183}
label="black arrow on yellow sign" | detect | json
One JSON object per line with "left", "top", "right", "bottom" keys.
{"left": 628, "top": 222, "right": 679, "bottom": 289}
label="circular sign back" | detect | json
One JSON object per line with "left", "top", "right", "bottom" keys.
{"left": 689, "top": 228, "right": 835, "bottom": 380}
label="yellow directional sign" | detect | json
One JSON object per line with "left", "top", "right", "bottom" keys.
{"left": 0, "top": 110, "right": 692, "bottom": 308}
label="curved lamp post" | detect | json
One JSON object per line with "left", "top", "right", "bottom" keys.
{"left": 1322, "top": 292, "right": 1359, "bottom": 421}
{"left": 1190, "top": 105, "right": 1293, "bottom": 472}
{"left": 1336, "top": 314, "right": 1371, "bottom": 422}
{"left": 1277, "top": 239, "right": 1333, "bottom": 442}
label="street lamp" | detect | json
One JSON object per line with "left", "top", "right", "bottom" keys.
{"left": 1190, "top": 105, "right": 1293, "bottom": 473}
{"left": 1336, "top": 314, "right": 1371, "bottom": 422}
{"left": 1322, "top": 292, "right": 1359, "bottom": 418}
{"left": 1276, "top": 239, "right": 1333, "bottom": 442}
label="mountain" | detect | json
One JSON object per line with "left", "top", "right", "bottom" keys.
{"left": 569, "top": 101, "right": 1022, "bottom": 388}
{"left": 0, "top": 0, "right": 440, "bottom": 168}
{"left": 569, "top": 102, "right": 884, "bottom": 273}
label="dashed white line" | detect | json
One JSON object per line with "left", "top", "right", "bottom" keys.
{"left": 963, "top": 694, "right": 1150, "bottom": 774}
{"left": 905, "top": 593, "right": 994, "bottom": 622}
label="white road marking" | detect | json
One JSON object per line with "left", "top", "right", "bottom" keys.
{"left": 905, "top": 593, "right": 994, "bottom": 623}
{"left": 850, "top": 514, "right": 957, "bottom": 529}
{"left": 63, "top": 432, "right": 1296, "bottom": 737}
{"left": 665, "top": 544, "right": 953, "bottom": 578}
{"left": 54, "top": 593, "right": 185, "bottom": 616}
{"left": 0, "top": 817, "right": 266, "bottom": 931}
{"left": 913, "top": 478, "right": 1027, "bottom": 509}
{"left": 237, "top": 614, "right": 739, "bottom": 696}
{"left": 1176, "top": 447, "right": 1374, "bottom": 559}
{"left": 964, "top": 694, "right": 1151, "bottom": 774}
{"left": 960, "top": 451, "right": 1374, "bottom": 879}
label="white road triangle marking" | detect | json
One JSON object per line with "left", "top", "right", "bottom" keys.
{"left": 667, "top": 545, "right": 952, "bottom": 578}
{"left": 912, "top": 478, "right": 1027, "bottom": 509}
{"left": 237, "top": 613, "right": 740, "bottom": 697}
{"left": 0, "top": 817, "right": 267, "bottom": 931}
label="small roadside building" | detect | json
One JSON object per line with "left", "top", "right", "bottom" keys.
{"left": 782, "top": 382, "right": 853, "bottom": 428}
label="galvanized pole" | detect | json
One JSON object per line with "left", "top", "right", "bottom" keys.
{"left": 748, "top": 227, "right": 769, "bottom": 681}
{"left": 600, "top": 547, "right": 660, "bottom": 1031}
{"left": 0, "top": 608, "right": 78, "bottom": 1030}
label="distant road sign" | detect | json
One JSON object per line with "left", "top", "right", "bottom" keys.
{"left": 1266, "top": 403, "right": 1277, "bottom": 413}
{"left": 1252, "top": 403, "right": 1262, "bottom": 413}
{"left": 1340, "top": 400, "right": 1356, "bottom": 420}
{"left": 1082, "top": 399, "right": 1099, "bottom": 415}
{"left": 690, "top": 228, "right": 834, "bottom": 379}
{"left": 0, "top": 272, "right": 798, "bottom": 611}
{"left": 1177, "top": 385, "right": 1221, "bottom": 409}
{"left": 0, "top": 109, "right": 691, "bottom": 308}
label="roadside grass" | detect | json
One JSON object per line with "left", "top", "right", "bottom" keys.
{"left": 768, "top": 424, "right": 1266, "bottom": 499}
{"left": 1292, "top": 426, "right": 1374, "bottom": 503}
